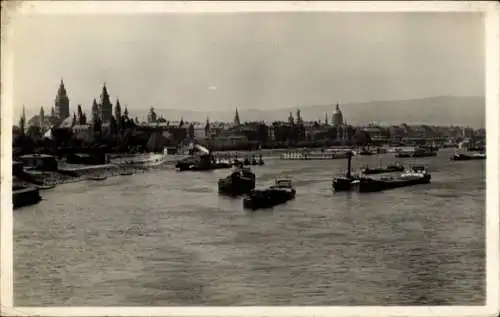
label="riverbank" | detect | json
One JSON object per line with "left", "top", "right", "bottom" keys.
{"left": 15, "top": 164, "right": 155, "bottom": 187}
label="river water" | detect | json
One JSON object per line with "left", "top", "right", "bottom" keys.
{"left": 14, "top": 148, "right": 485, "bottom": 306}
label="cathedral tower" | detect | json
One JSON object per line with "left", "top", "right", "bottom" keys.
{"left": 99, "top": 83, "right": 113, "bottom": 123}
{"left": 55, "top": 79, "right": 70, "bottom": 120}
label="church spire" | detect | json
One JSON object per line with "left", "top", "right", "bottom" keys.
{"left": 296, "top": 107, "right": 302, "bottom": 124}
{"left": 234, "top": 108, "right": 240, "bottom": 125}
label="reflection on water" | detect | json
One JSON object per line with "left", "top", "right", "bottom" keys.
{"left": 14, "top": 149, "right": 485, "bottom": 305}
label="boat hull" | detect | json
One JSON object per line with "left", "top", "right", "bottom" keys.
{"left": 332, "top": 177, "right": 356, "bottom": 191}
{"left": 362, "top": 166, "right": 405, "bottom": 175}
{"left": 243, "top": 188, "right": 296, "bottom": 210}
{"left": 354, "top": 174, "right": 431, "bottom": 193}
{"left": 218, "top": 176, "right": 256, "bottom": 197}
{"left": 13, "top": 187, "right": 42, "bottom": 209}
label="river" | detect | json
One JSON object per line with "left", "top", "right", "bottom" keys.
{"left": 14, "top": 148, "right": 485, "bottom": 306}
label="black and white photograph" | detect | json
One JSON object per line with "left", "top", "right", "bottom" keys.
{"left": 1, "top": 1, "right": 498, "bottom": 316}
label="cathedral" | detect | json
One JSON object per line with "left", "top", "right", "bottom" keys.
{"left": 331, "top": 103, "right": 349, "bottom": 142}
{"left": 332, "top": 103, "right": 344, "bottom": 127}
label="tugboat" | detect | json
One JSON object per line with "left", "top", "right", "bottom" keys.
{"left": 218, "top": 165, "right": 256, "bottom": 197}
{"left": 361, "top": 162, "right": 405, "bottom": 175}
{"left": 354, "top": 166, "right": 431, "bottom": 193}
{"left": 243, "top": 178, "right": 296, "bottom": 211}
{"left": 332, "top": 151, "right": 358, "bottom": 192}
{"left": 175, "top": 143, "right": 232, "bottom": 171}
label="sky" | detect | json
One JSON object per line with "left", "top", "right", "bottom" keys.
{"left": 10, "top": 12, "right": 484, "bottom": 119}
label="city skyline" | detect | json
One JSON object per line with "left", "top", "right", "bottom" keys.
{"left": 11, "top": 12, "right": 484, "bottom": 120}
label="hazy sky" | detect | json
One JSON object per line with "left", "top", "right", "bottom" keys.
{"left": 11, "top": 12, "right": 484, "bottom": 119}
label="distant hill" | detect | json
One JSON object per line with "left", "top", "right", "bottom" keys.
{"left": 132, "top": 96, "right": 485, "bottom": 128}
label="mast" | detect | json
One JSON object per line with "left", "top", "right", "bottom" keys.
{"left": 346, "top": 151, "right": 353, "bottom": 178}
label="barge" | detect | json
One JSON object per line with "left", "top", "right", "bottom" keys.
{"left": 243, "top": 179, "right": 296, "bottom": 210}
{"left": 395, "top": 146, "right": 438, "bottom": 158}
{"left": 361, "top": 163, "right": 405, "bottom": 175}
{"left": 353, "top": 166, "right": 431, "bottom": 193}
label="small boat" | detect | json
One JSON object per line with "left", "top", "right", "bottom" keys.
{"left": 451, "top": 153, "right": 486, "bottom": 161}
{"left": 119, "top": 170, "right": 134, "bottom": 176}
{"left": 243, "top": 179, "right": 296, "bottom": 211}
{"left": 353, "top": 167, "right": 431, "bottom": 193}
{"left": 13, "top": 186, "right": 42, "bottom": 209}
{"left": 358, "top": 148, "right": 376, "bottom": 155}
{"left": 218, "top": 167, "right": 256, "bottom": 197}
{"left": 87, "top": 175, "right": 108, "bottom": 181}
{"left": 395, "top": 152, "right": 412, "bottom": 158}
{"left": 361, "top": 163, "right": 405, "bottom": 175}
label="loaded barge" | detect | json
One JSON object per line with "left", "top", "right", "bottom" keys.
{"left": 243, "top": 179, "right": 296, "bottom": 210}
{"left": 361, "top": 163, "right": 405, "bottom": 175}
{"left": 353, "top": 166, "right": 431, "bottom": 193}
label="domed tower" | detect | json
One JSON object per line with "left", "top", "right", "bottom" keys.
{"left": 55, "top": 79, "right": 70, "bottom": 120}
{"left": 332, "top": 103, "right": 344, "bottom": 127}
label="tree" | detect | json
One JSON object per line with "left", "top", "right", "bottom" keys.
{"left": 71, "top": 113, "right": 77, "bottom": 126}
{"left": 81, "top": 113, "right": 87, "bottom": 125}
